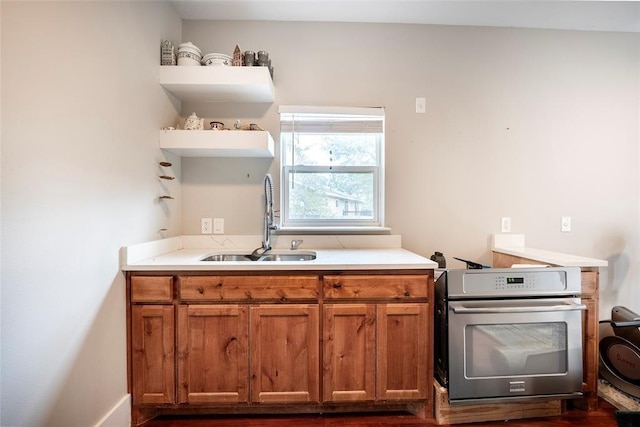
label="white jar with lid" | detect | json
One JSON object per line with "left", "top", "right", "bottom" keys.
{"left": 177, "top": 42, "right": 202, "bottom": 66}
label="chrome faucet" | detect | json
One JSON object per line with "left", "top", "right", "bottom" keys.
{"left": 261, "top": 174, "right": 278, "bottom": 251}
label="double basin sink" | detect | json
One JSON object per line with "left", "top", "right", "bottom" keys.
{"left": 201, "top": 251, "right": 317, "bottom": 262}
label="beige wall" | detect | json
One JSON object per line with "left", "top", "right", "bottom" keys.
{"left": 1, "top": 2, "right": 181, "bottom": 426}
{"left": 181, "top": 20, "right": 639, "bottom": 314}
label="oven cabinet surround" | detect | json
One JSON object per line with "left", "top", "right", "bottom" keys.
{"left": 126, "top": 270, "right": 433, "bottom": 425}
{"left": 491, "top": 239, "right": 607, "bottom": 412}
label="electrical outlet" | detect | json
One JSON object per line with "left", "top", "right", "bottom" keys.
{"left": 561, "top": 216, "right": 571, "bottom": 232}
{"left": 201, "top": 218, "right": 212, "bottom": 234}
{"left": 501, "top": 217, "right": 511, "bottom": 233}
{"left": 213, "top": 218, "right": 224, "bottom": 234}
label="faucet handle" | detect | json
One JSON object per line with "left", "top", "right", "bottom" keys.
{"left": 290, "top": 239, "right": 303, "bottom": 250}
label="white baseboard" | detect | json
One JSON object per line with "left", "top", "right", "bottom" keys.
{"left": 95, "top": 394, "right": 130, "bottom": 427}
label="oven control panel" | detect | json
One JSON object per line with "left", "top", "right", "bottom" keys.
{"left": 445, "top": 267, "right": 582, "bottom": 297}
{"left": 495, "top": 274, "right": 538, "bottom": 290}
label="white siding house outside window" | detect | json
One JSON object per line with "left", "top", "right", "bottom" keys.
{"left": 279, "top": 106, "right": 385, "bottom": 230}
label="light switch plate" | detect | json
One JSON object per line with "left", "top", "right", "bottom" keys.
{"left": 213, "top": 218, "right": 224, "bottom": 234}
{"left": 561, "top": 216, "right": 571, "bottom": 232}
{"left": 501, "top": 217, "right": 511, "bottom": 233}
{"left": 415, "top": 97, "right": 426, "bottom": 113}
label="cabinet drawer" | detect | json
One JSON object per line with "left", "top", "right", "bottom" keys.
{"left": 131, "top": 276, "right": 173, "bottom": 302}
{"left": 180, "top": 275, "right": 319, "bottom": 301}
{"left": 323, "top": 275, "right": 429, "bottom": 300}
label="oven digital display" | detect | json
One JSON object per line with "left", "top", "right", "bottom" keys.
{"left": 506, "top": 277, "right": 525, "bottom": 284}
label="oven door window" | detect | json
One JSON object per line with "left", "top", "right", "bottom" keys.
{"left": 465, "top": 322, "right": 568, "bottom": 377}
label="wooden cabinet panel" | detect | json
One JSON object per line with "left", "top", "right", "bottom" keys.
{"left": 581, "top": 297, "right": 598, "bottom": 393}
{"left": 180, "top": 275, "right": 318, "bottom": 301}
{"left": 323, "top": 275, "right": 429, "bottom": 300}
{"left": 323, "top": 304, "right": 376, "bottom": 402}
{"left": 581, "top": 270, "right": 598, "bottom": 297}
{"left": 131, "top": 276, "right": 173, "bottom": 302}
{"left": 377, "top": 303, "right": 428, "bottom": 400}
{"left": 131, "top": 305, "right": 175, "bottom": 404}
{"left": 250, "top": 304, "right": 319, "bottom": 403}
{"left": 177, "top": 305, "right": 249, "bottom": 403}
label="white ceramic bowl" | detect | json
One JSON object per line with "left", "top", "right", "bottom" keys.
{"left": 202, "top": 53, "right": 232, "bottom": 66}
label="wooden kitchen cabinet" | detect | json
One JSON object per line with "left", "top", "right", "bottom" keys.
{"left": 179, "top": 274, "right": 318, "bottom": 301}
{"left": 127, "top": 270, "right": 433, "bottom": 424}
{"left": 177, "top": 275, "right": 319, "bottom": 405}
{"left": 377, "top": 303, "right": 429, "bottom": 400}
{"left": 131, "top": 305, "right": 175, "bottom": 405}
{"left": 322, "top": 275, "right": 430, "bottom": 403}
{"left": 250, "top": 304, "right": 320, "bottom": 403}
{"left": 130, "top": 276, "right": 175, "bottom": 406}
{"left": 177, "top": 304, "right": 249, "bottom": 404}
{"left": 323, "top": 304, "right": 376, "bottom": 402}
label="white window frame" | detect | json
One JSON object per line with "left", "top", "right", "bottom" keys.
{"left": 279, "top": 105, "right": 386, "bottom": 231}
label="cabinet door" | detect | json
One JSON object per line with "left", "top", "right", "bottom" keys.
{"left": 250, "top": 304, "right": 319, "bottom": 403}
{"left": 131, "top": 305, "right": 175, "bottom": 404}
{"left": 377, "top": 303, "right": 428, "bottom": 400}
{"left": 323, "top": 304, "right": 376, "bottom": 402}
{"left": 177, "top": 305, "right": 249, "bottom": 403}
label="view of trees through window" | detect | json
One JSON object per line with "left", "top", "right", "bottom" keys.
{"left": 287, "top": 171, "right": 374, "bottom": 220}
{"left": 282, "top": 133, "right": 380, "bottom": 222}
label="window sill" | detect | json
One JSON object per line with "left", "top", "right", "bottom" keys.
{"left": 276, "top": 226, "right": 391, "bottom": 235}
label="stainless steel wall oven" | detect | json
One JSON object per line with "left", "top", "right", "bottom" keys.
{"left": 435, "top": 267, "right": 585, "bottom": 405}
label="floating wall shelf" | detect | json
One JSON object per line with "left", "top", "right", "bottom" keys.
{"left": 158, "top": 66, "right": 274, "bottom": 103}
{"left": 159, "top": 130, "right": 275, "bottom": 158}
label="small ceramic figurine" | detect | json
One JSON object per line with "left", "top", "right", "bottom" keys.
{"left": 161, "top": 40, "right": 176, "bottom": 65}
{"left": 232, "top": 45, "right": 242, "bottom": 66}
{"left": 184, "top": 112, "right": 204, "bottom": 130}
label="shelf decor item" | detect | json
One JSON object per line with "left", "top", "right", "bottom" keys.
{"left": 161, "top": 40, "right": 176, "bottom": 65}
{"left": 184, "top": 112, "right": 204, "bottom": 130}
{"left": 177, "top": 42, "right": 202, "bottom": 66}
{"left": 233, "top": 44, "right": 242, "bottom": 66}
{"left": 201, "top": 53, "right": 232, "bottom": 66}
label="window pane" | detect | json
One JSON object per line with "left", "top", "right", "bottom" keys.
{"left": 282, "top": 133, "right": 379, "bottom": 167}
{"left": 287, "top": 171, "right": 374, "bottom": 220}
{"left": 279, "top": 106, "right": 385, "bottom": 229}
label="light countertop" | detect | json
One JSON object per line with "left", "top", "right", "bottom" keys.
{"left": 491, "top": 234, "right": 608, "bottom": 268}
{"left": 121, "top": 235, "right": 437, "bottom": 272}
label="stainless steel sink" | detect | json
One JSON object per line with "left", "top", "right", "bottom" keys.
{"left": 200, "top": 251, "right": 316, "bottom": 262}
{"left": 200, "top": 254, "right": 254, "bottom": 262}
{"left": 258, "top": 252, "right": 316, "bottom": 261}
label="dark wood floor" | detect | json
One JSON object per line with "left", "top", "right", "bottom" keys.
{"left": 141, "top": 399, "right": 622, "bottom": 426}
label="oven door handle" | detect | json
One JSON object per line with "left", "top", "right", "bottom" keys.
{"left": 450, "top": 303, "right": 587, "bottom": 314}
